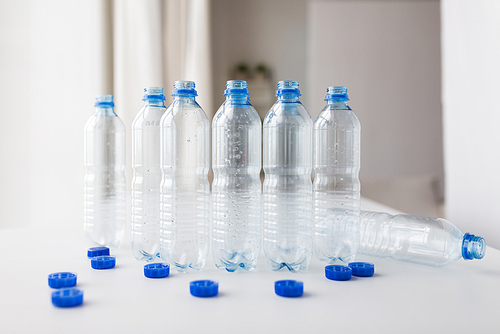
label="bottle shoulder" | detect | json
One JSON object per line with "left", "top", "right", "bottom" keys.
{"left": 264, "top": 101, "right": 312, "bottom": 127}
{"left": 132, "top": 105, "right": 167, "bottom": 127}
{"left": 212, "top": 101, "right": 261, "bottom": 127}
{"left": 85, "top": 113, "right": 125, "bottom": 132}
{"left": 314, "top": 106, "right": 360, "bottom": 129}
{"left": 161, "top": 100, "right": 209, "bottom": 126}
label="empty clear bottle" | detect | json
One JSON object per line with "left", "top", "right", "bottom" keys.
{"left": 314, "top": 86, "right": 361, "bottom": 264}
{"left": 212, "top": 80, "right": 262, "bottom": 272}
{"left": 159, "top": 81, "right": 210, "bottom": 272}
{"left": 131, "top": 87, "right": 167, "bottom": 261}
{"left": 359, "top": 211, "right": 486, "bottom": 266}
{"left": 84, "top": 95, "right": 126, "bottom": 247}
{"left": 263, "top": 80, "right": 313, "bottom": 272}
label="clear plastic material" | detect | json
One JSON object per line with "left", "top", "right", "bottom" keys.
{"left": 314, "top": 86, "right": 361, "bottom": 264}
{"left": 159, "top": 81, "right": 210, "bottom": 272}
{"left": 359, "top": 211, "right": 486, "bottom": 266}
{"left": 263, "top": 80, "right": 313, "bottom": 272}
{"left": 131, "top": 87, "right": 167, "bottom": 261}
{"left": 84, "top": 95, "right": 126, "bottom": 248}
{"left": 212, "top": 80, "right": 262, "bottom": 272}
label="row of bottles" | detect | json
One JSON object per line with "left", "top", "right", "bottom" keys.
{"left": 84, "top": 80, "right": 485, "bottom": 273}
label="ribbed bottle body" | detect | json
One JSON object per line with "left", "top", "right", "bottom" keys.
{"left": 212, "top": 93, "right": 262, "bottom": 272}
{"left": 84, "top": 104, "right": 126, "bottom": 248}
{"left": 160, "top": 90, "right": 210, "bottom": 272}
{"left": 359, "top": 211, "right": 465, "bottom": 266}
{"left": 131, "top": 89, "right": 166, "bottom": 261}
{"left": 263, "top": 81, "right": 313, "bottom": 272}
{"left": 314, "top": 90, "right": 361, "bottom": 264}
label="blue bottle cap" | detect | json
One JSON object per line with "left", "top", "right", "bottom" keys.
{"left": 325, "top": 265, "right": 352, "bottom": 281}
{"left": 190, "top": 280, "right": 219, "bottom": 297}
{"left": 348, "top": 262, "right": 375, "bottom": 277}
{"left": 87, "top": 247, "right": 110, "bottom": 258}
{"left": 275, "top": 280, "right": 304, "bottom": 297}
{"left": 144, "top": 263, "right": 170, "bottom": 278}
{"left": 51, "top": 288, "right": 83, "bottom": 308}
{"left": 48, "top": 272, "right": 77, "bottom": 288}
{"left": 91, "top": 256, "right": 116, "bottom": 270}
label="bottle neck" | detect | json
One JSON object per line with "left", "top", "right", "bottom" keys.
{"left": 173, "top": 96, "right": 196, "bottom": 103}
{"left": 277, "top": 95, "right": 300, "bottom": 103}
{"left": 95, "top": 106, "right": 117, "bottom": 116}
{"left": 225, "top": 95, "right": 249, "bottom": 104}
{"left": 144, "top": 99, "right": 165, "bottom": 107}
{"left": 326, "top": 100, "right": 350, "bottom": 109}
{"left": 462, "top": 233, "right": 486, "bottom": 260}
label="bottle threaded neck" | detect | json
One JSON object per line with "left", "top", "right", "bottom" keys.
{"left": 276, "top": 80, "right": 301, "bottom": 98}
{"left": 224, "top": 80, "right": 249, "bottom": 99}
{"left": 325, "top": 86, "right": 349, "bottom": 101}
{"left": 462, "top": 233, "right": 486, "bottom": 260}
{"left": 277, "top": 80, "right": 298, "bottom": 90}
{"left": 95, "top": 95, "right": 114, "bottom": 107}
{"left": 143, "top": 87, "right": 165, "bottom": 101}
{"left": 172, "top": 81, "right": 197, "bottom": 97}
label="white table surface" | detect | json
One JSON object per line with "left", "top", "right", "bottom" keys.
{"left": 1, "top": 198, "right": 499, "bottom": 334}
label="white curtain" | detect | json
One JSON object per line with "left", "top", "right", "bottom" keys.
{"left": 0, "top": 0, "right": 211, "bottom": 229}
{"left": 110, "top": 0, "right": 213, "bottom": 186}
{"left": 112, "top": 0, "right": 212, "bottom": 118}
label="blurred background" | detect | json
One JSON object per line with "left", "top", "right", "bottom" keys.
{"left": 1, "top": 0, "right": 499, "bottom": 248}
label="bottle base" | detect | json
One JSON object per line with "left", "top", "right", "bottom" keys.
{"left": 173, "top": 260, "right": 206, "bottom": 273}
{"left": 213, "top": 250, "right": 259, "bottom": 272}
{"left": 215, "top": 261, "right": 257, "bottom": 273}
{"left": 316, "top": 251, "right": 356, "bottom": 265}
{"left": 132, "top": 248, "right": 160, "bottom": 262}
{"left": 266, "top": 259, "right": 310, "bottom": 273}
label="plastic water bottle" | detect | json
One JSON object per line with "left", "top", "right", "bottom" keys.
{"left": 212, "top": 80, "right": 262, "bottom": 272}
{"left": 84, "top": 95, "right": 126, "bottom": 247}
{"left": 359, "top": 211, "right": 486, "bottom": 266}
{"left": 263, "top": 80, "right": 313, "bottom": 272}
{"left": 314, "top": 86, "right": 361, "bottom": 264}
{"left": 159, "top": 81, "right": 210, "bottom": 272}
{"left": 131, "top": 87, "right": 167, "bottom": 261}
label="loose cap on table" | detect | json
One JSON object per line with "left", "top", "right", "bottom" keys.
{"left": 190, "top": 280, "right": 219, "bottom": 297}
{"left": 275, "top": 280, "right": 304, "bottom": 297}
{"left": 91, "top": 256, "right": 116, "bottom": 270}
{"left": 87, "top": 247, "right": 110, "bottom": 258}
{"left": 325, "top": 265, "right": 352, "bottom": 281}
{"left": 348, "top": 262, "right": 375, "bottom": 277}
{"left": 48, "top": 272, "right": 77, "bottom": 288}
{"left": 144, "top": 263, "right": 170, "bottom": 278}
{"left": 51, "top": 288, "right": 83, "bottom": 307}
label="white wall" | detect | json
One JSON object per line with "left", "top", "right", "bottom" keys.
{"left": 212, "top": 0, "right": 444, "bottom": 216}
{"left": 442, "top": 0, "right": 500, "bottom": 249}
{"left": 0, "top": 1, "right": 101, "bottom": 228}
{"left": 211, "top": 0, "right": 309, "bottom": 112}
{"left": 307, "top": 0, "right": 442, "bottom": 183}
{"left": 0, "top": 0, "right": 31, "bottom": 228}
